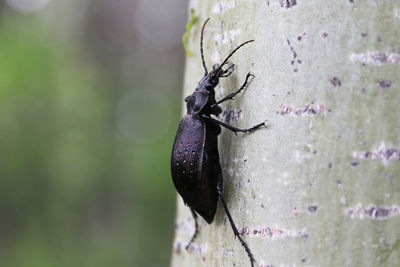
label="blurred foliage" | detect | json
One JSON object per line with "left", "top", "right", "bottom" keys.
{"left": 0, "top": 7, "right": 180, "bottom": 267}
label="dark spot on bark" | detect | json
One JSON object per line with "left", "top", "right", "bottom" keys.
{"left": 386, "top": 148, "right": 398, "bottom": 158}
{"left": 347, "top": 205, "right": 400, "bottom": 220}
{"left": 302, "top": 258, "right": 307, "bottom": 262}
{"left": 361, "top": 32, "right": 367, "bottom": 37}
{"left": 297, "top": 33, "right": 306, "bottom": 41}
{"left": 287, "top": 38, "right": 301, "bottom": 72}
{"left": 308, "top": 205, "right": 318, "bottom": 212}
{"left": 368, "top": 207, "right": 390, "bottom": 219}
{"left": 371, "top": 52, "right": 388, "bottom": 65}
{"left": 322, "top": 32, "right": 328, "bottom": 38}
{"left": 310, "top": 102, "right": 325, "bottom": 114}
{"left": 281, "top": 102, "right": 326, "bottom": 116}
{"left": 280, "top": 0, "right": 297, "bottom": 9}
{"left": 360, "top": 145, "right": 400, "bottom": 164}
{"left": 175, "top": 241, "right": 183, "bottom": 253}
{"left": 330, "top": 77, "right": 342, "bottom": 87}
{"left": 351, "top": 161, "right": 359, "bottom": 167}
{"left": 328, "top": 162, "right": 333, "bottom": 168}
{"left": 379, "top": 80, "right": 392, "bottom": 93}
{"left": 261, "top": 204, "right": 265, "bottom": 209}
{"left": 219, "top": 109, "right": 242, "bottom": 123}
{"left": 361, "top": 88, "right": 366, "bottom": 93}
{"left": 364, "top": 151, "right": 373, "bottom": 158}
{"left": 253, "top": 229, "right": 258, "bottom": 234}
{"left": 347, "top": 209, "right": 354, "bottom": 216}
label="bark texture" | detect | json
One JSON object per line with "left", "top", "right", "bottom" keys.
{"left": 172, "top": 1, "right": 400, "bottom": 266}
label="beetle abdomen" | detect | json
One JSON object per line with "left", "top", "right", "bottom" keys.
{"left": 171, "top": 115, "right": 206, "bottom": 201}
{"left": 171, "top": 115, "right": 219, "bottom": 223}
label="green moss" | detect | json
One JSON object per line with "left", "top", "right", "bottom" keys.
{"left": 182, "top": 9, "right": 198, "bottom": 57}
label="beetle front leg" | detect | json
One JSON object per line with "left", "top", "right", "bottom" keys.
{"left": 211, "top": 72, "right": 254, "bottom": 108}
{"left": 185, "top": 208, "right": 199, "bottom": 250}
{"left": 202, "top": 114, "right": 265, "bottom": 135}
{"left": 220, "top": 63, "right": 235, "bottom": 78}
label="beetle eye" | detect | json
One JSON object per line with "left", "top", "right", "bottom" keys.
{"left": 212, "top": 64, "right": 220, "bottom": 70}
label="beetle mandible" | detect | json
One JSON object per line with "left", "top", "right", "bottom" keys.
{"left": 171, "top": 18, "right": 265, "bottom": 267}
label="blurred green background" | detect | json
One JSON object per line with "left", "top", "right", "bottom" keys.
{"left": 0, "top": 0, "right": 187, "bottom": 266}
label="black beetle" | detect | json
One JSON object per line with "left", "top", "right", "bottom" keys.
{"left": 171, "top": 19, "right": 265, "bottom": 267}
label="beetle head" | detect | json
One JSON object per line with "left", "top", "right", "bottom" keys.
{"left": 203, "top": 40, "right": 254, "bottom": 91}
{"left": 199, "top": 64, "right": 224, "bottom": 91}
{"left": 208, "top": 64, "right": 223, "bottom": 83}
{"left": 196, "top": 19, "right": 254, "bottom": 92}
{"left": 196, "top": 62, "right": 237, "bottom": 92}
{"left": 195, "top": 69, "right": 220, "bottom": 92}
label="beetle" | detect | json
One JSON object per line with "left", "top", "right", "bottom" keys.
{"left": 171, "top": 18, "right": 265, "bottom": 267}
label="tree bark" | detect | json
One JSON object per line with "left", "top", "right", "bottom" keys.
{"left": 172, "top": 1, "right": 400, "bottom": 266}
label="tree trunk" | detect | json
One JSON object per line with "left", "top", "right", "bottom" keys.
{"left": 171, "top": 1, "right": 400, "bottom": 266}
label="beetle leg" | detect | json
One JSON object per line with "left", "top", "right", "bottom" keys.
{"left": 185, "top": 208, "right": 199, "bottom": 250}
{"left": 210, "top": 105, "right": 222, "bottom": 116}
{"left": 211, "top": 72, "right": 254, "bottom": 108}
{"left": 220, "top": 63, "right": 235, "bottom": 78}
{"left": 202, "top": 114, "right": 265, "bottom": 135}
{"left": 216, "top": 163, "right": 223, "bottom": 193}
{"left": 217, "top": 190, "right": 256, "bottom": 267}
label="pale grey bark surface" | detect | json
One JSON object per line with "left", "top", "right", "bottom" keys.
{"left": 171, "top": 1, "right": 400, "bottom": 266}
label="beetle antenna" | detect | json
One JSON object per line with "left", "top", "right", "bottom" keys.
{"left": 200, "top": 18, "right": 210, "bottom": 75}
{"left": 217, "top": 40, "right": 254, "bottom": 72}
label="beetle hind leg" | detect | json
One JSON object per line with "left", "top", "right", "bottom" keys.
{"left": 185, "top": 208, "right": 199, "bottom": 250}
{"left": 217, "top": 190, "right": 256, "bottom": 267}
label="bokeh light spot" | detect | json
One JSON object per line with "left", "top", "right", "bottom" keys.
{"left": 116, "top": 90, "right": 172, "bottom": 143}
{"left": 6, "top": 0, "right": 52, "bottom": 13}
{"left": 134, "top": 0, "right": 186, "bottom": 51}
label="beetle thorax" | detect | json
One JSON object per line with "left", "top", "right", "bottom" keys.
{"left": 186, "top": 90, "right": 209, "bottom": 115}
